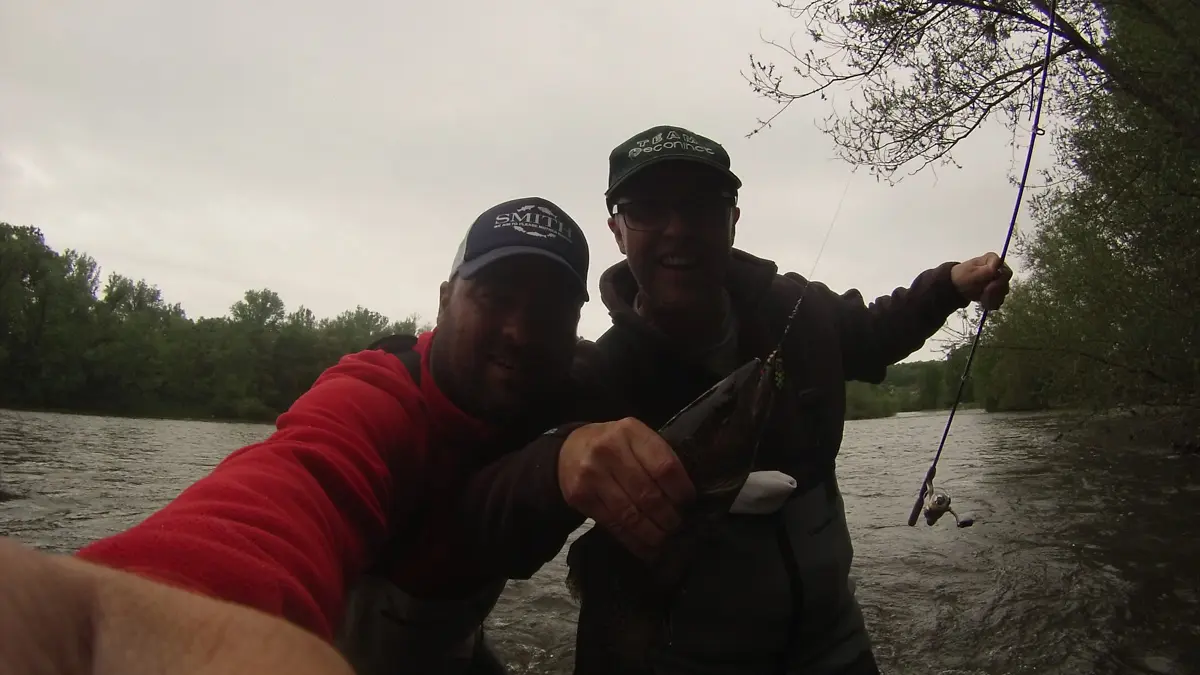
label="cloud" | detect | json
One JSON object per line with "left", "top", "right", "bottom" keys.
{"left": 0, "top": 0, "right": 1050, "bottom": 357}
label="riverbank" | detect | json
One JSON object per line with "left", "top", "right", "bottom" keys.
{"left": 5, "top": 402, "right": 921, "bottom": 425}
{"left": 0, "top": 404, "right": 273, "bottom": 427}
{"left": 6, "top": 403, "right": 1190, "bottom": 448}
{"left": 1054, "top": 405, "right": 1199, "bottom": 454}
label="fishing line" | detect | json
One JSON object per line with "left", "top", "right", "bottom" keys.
{"left": 773, "top": 167, "right": 855, "bottom": 353}
{"left": 906, "top": 0, "right": 1059, "bottom": 528}
{"left": 808, "top": 168, "right": 855, "bottom": 279}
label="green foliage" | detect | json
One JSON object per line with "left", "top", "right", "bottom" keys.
{"left": 845, "top": 380, "right": 901, "bottom": 420}
{"left": 0, "top": 225, "right": 431, "bottom": 422}
{"left": 966, "top": 5, "right": 1200, "bottom": 413}
{"left": 844, "top": 358, "right": 977, "bottom": 420}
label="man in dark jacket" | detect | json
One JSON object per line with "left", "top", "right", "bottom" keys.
{"left": 588, "top": 124, "right": 1011, "bottom": 674}
{"left": 460, "top": 126, "right": 1012, "bottom": 674}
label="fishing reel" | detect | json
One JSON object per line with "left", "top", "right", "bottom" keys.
{"left": 920, "top": 485, "right": 973, "bottom": 528}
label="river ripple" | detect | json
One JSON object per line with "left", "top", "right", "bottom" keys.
{"left": 1, "top": 408, "right": 1197, "bottom": 674}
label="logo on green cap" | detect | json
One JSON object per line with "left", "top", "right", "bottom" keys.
{"left": 626, "top": 128, "right": 719, "bottom": 159}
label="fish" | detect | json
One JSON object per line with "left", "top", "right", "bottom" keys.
{"left": 564, "top": 351, "right": 784, "bottom": 675}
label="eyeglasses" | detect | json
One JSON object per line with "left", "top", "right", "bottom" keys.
{"left": 610, "top": 194, "right": 736, "bottom": 232}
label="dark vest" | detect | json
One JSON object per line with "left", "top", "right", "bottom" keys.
{"left": 594, "top": 290, "right": 880, "bottom": 675}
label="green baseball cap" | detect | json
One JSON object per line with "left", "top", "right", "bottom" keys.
{"left": 605, "top": 125, "right": 742, "bottom": 198}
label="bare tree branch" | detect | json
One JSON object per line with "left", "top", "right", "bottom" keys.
{"left": 744, "top": 0, "right": 1200, "bottom": 181}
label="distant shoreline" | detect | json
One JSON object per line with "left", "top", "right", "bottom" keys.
{"left": 0, "top": 405, "right": 274, "bottom": 426}
{"left": 1052, "top": 405, "right": 1198, "bottom": 451}
{"left": 4, "top": 405, "right": 1193, "bottom": 450}
{"left": 2, "top": 402, "right": 995, "bottom": 426}
{"left": 5, "top": 403, "right": 939, "bottom": 425}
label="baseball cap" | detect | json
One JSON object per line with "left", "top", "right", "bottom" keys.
{"left": 449, "top": 196, "right": 590, "bottom": 300}
{"left": 605, "top": 125, "right": 743, "bottom": 198}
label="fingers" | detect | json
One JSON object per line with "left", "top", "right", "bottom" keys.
{"left": 980, "top": 270, "right": 1012, "bottom": 309}
{"left": 560, "top": 422, "right": 669, "bottom": 554}
{"left": 559, "top": 419, "right": 695, "bottom": 560}
{"left": 622, "top": 420, "right": 695, "bottom": 508}
{"left": 972, "top": 252, "right": 1004, "bottom": 275}
{"left": 589, "top": 467, "right": 666, "bottom": 559}
{"left": 607, "top": 456, "right": 682, "bottom": 537}
{"left": 599, "top": 419, "right": 690, "bottom": 551}
{"left": 600, "top": 426, "right": 680, "bottom": 537}
{"left": 977, "top": 252, "right": 1001, "bottom": 273}
{"left": 971, "top": 255, "right": 1011, "bottom": 291}
{"left": 998, "top": 260, "right": 1014, "bottom": 279}
{"left": 953, "top": 254, "right": 1011, "bottom": 307}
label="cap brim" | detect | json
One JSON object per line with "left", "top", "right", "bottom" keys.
{"left": 605, "top": 155, "right": 743, "bottom": 198}
{"left": 454, "top": 246, "right": 589, "bottom": 301}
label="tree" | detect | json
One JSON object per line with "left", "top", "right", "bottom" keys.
{"left": 0, "top": 223, "right": 434, "bottom": 422}
{"left": 945, "top": 33, "right": 1198, "bottom": 413}
{"left": 744, "top": 0, "right": 1200, "bottom": 181}
{"left": 745, "top": 0, "right": 1199, "bottom": 419}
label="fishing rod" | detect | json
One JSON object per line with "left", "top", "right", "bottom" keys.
{"left": 906, "top": 0, "right": 1060, "bottom": 528}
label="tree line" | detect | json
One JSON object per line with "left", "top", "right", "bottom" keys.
{"left": 0, "top": 224, "right": 429, "bottom": 421}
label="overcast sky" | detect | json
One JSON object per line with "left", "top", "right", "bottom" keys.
{"left": 1, "top": 0, "right": 1049, "bottom": 360}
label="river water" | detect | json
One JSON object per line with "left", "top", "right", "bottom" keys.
{"left": 1, "top": 408, "right": 1197, "bottom": 674}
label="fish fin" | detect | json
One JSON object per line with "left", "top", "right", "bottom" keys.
{"left": 565, "top": 546, "right": 584, "bottom": 601}
{"left": 565, "top": 528, "right": 603, "bottom": 602}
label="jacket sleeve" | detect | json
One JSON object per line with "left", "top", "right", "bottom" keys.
{"left": 790, "top": 262, "right": 970, "bottom": 384}
{"left": 453, "top": 339, "right": 624, "bottom": 580}
{"left": 74, "top": 349, "right": 428, "bottom": 641}
{"left": 456, "top": 425, "right": 589, "bottom": 580}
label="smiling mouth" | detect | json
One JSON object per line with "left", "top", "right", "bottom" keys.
{"left": 659, "top": 255, "right": 700, "bottom": 271}
{"left": 490, "top": 357, "right": 517, "bottom": 372}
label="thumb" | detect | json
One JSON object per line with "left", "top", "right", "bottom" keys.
{"left": 982, "top": 253, "right": 1002, "bottom": 273}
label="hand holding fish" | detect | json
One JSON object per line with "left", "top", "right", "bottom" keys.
{"left": 559, "top": 418, "right": 696, "bottom": 559}
{"left": 951, "top": 252, "right": 1013, "bottom": 311}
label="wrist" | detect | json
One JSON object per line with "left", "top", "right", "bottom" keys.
{"left": 548, "top": 421, "right": 591, "bottom": 496}
{"left": 939, "top": 261, "right": 972, "bottom": 309}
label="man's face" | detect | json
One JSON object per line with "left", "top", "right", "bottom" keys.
{"left": 436, "top": 256, "right": 583, "bottom": 422}
{"left": 607, "top": 161, "right": 740, "bottom": 315}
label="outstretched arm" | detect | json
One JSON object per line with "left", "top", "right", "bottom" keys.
{"left": 455, "top": 425, "right": 591, "bottom": 580}
{"left": 75, "top": 349, "right": 429, "bottom": 640}
{"left": 2, "top": 536, "right": 353, "bottom": 675}
{"left": 787, "top": 262, "right": 969, "bottom": 384}
{"left": 796, "top": 252, "right": 1011, "bottom": 384}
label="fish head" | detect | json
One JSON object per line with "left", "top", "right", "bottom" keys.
{"left": 657, "top": 354, "right": 782, "bottom": 511}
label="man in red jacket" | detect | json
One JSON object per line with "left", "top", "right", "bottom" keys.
{"left": 0, "top": 196, "right": 694, "bottom": 675}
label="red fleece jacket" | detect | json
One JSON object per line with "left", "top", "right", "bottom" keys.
{"left": 75, "top": 331, "right": 493, "bottom": 640}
